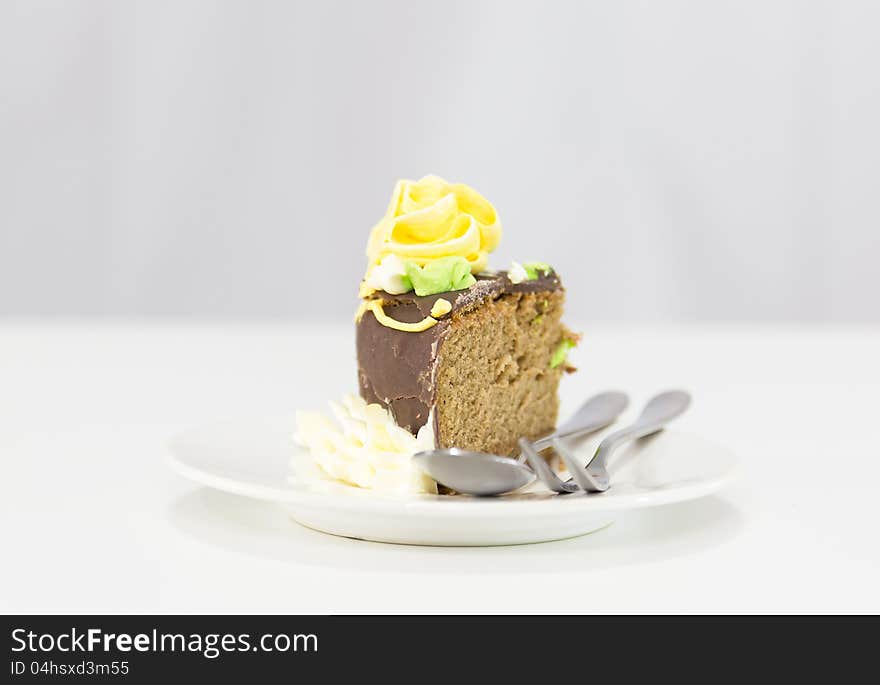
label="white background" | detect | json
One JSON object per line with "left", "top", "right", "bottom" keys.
{"left": 2, "top": 0, "right": 878, "bottom": 322}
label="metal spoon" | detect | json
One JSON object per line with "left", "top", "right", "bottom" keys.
{"left": 556, "top": 389, "right": 692, "bottom": 493}
{"left": 412, "top": 391, "right": 629, "bottom": 496}
{"left": 413, "top": 447, "right": 536, "bottom": 496}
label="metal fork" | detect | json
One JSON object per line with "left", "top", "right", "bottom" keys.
{"left": 548, "top": 390, "right": 692, "bottom": 493}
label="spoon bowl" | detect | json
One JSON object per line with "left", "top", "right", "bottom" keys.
{"left": 412, "top": 448, "right": 535, "bottom": 496}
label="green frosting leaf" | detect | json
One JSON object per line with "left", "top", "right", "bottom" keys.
{"left": 550, "top": 338, "right": 577, "bottom": 369}
{"left": 404, "top": 257, "right": 476, "bottom": 297}
{"left": 523, "top": 262, "right": 552, "bottom": 280}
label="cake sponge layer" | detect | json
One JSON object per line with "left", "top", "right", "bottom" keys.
{"left": 435, "top": 288, "right": 569, "bottom": 455}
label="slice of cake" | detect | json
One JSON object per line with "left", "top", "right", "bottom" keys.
{"left": 355, "top": 176, "right": 577, "bottom": 457}
{"left": 296, "top": 175, "right": 578, "bottom": 493}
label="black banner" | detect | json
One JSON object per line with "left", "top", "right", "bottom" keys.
{"left": 2, "top": 615, "right": 875, "bottom": 681}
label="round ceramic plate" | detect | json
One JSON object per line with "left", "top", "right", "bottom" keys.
{"left": 167, "top": 415, "right": 738, "bottom": 546}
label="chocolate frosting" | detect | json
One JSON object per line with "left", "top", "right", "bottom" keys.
{"left": 355, "top": 270, "right": 562, "bottom": 436}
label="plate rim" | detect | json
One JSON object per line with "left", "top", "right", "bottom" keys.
{"left": 167, "top": 422, "right": 739, "bottom": 517}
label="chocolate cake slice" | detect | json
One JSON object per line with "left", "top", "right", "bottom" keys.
{"left": 357, "top": 269, "right": 576, "bottom": 457}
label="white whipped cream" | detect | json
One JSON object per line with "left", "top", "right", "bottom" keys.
{"left": 508, "top": 261, "right": 528, "bottom": 284}
{"left": 366, "top": 254, "right": 411, "bottom": 295}
{"left": 295, "top": 394, "right": 437, "bottom": 494}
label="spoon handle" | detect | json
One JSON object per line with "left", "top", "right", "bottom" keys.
{"left": 590, "top": 390, "right": 691, "bottom": 469}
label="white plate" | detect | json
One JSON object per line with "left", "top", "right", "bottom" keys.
{"left": 167, "top": 416, "right": 738, "bottom": 546}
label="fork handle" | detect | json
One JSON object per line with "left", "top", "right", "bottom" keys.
{"left": 530, "top": 390, "right": 629, "bottom": 453}
{"left": 591, "top": 390, "right": 691, "bottom": 468}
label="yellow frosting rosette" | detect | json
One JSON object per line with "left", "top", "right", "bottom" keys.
{"left": 365, "top": 175, "right": 502, "bottom": 280}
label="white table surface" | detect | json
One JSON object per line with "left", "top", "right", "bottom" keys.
{"left": 2, "top": 320, "right": 878, "bottom": 614}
